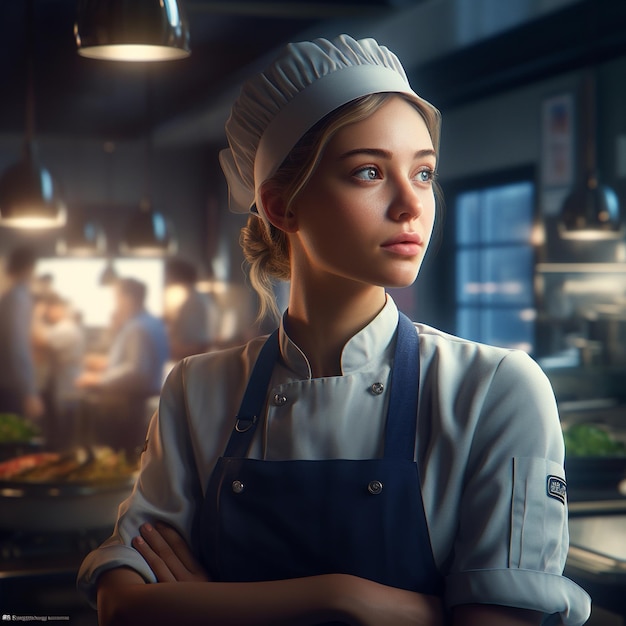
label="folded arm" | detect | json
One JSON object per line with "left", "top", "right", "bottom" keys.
{"left": 97, "top": 522, "right": 540, "bottom": 626}
{"left": 97, "top": 522, "right": 444, "bottom": 626}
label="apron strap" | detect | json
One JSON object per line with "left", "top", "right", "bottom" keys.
{"left": 223, "top": 329, "right": 280, "bottom": 458}
{"left": 383, "top": 312, "right": 420, "bottom": 461}
{"left": 223, "top": 312, "right": 420, "bottom": 461}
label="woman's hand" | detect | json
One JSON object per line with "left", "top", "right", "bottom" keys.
{"left": 332, "top": 574, "right": 445, "bottom": 626}
{"left": 132, "top": 522, "right": 210, "bottom": 583}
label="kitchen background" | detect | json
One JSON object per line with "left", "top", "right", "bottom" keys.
{"left": 0, "top": 0, "right": 625, "bottom": 624}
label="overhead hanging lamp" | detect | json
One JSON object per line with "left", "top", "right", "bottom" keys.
{"left": 75, "top": 0, "right": 190, "bottom": 62}
{"left": 57, "top": 215, "right": 107, "bottom": 256}
{"left": 120, "top": 197, "right": 177, "bottom": 256}
{"left": 0, "top": 0, "right": 67, "bottom": 229}
{"left": 120, "top": 70, "right": 177, "bottom": 256}
{"left": 58, "top": 141, "right": 114, "bottom": 256}
{"left": 558, "top": 70, "right": 622, "bottom": 241}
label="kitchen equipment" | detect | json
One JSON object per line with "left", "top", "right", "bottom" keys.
{"left": 0, "top": 525, "right": 110, "bottom": 625}
{"left": 566, "top": 508, "right": 626, "bottom": 620}
{"left": 0, "top": 447, "right": 138, "bottom": 532}
{"left": 0, "top": 475, "right": 135, "bottom": 532}
{"left": 587, "top": 313, "right": 626, "bottom": 366}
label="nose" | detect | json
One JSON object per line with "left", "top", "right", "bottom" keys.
{"left": 387, "top": 177, "right": 424, "bottom": 222}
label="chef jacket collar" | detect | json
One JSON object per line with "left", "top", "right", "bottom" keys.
{"left": 278, "top": 294, "right": 400, "bottom": 379}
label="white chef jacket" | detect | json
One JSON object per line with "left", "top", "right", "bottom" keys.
{"left": 77, "top": 296, "right": 591, "bottom": 624}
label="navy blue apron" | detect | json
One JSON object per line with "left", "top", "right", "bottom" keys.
{"left": 200, "top": 312, "right": 442, "bottom": 604}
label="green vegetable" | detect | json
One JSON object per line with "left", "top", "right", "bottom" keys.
{"left": 0, "top": 413, "right": 41, "bottom": 443}
{"left": 564, "top": 423, "right": 626, "bottom": 458}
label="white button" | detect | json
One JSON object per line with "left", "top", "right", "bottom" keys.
{"left": 232, "top": 480, "right": 245, "bottom": 494}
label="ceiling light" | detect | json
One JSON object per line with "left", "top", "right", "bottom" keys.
{"left": 57, "top": 217, "right": 107, "bottom": 256}
{"left": 558, "top": 68, "right": 622, "bottom": 240}
{"left": 558, "top": 177, "right": 622, "bottom": 240}
{"left": 120, "top": 199, "right": 178, "bottom": 256}
{"left": 0, "top": 0, "right": 66, "bottom": 229}
{"left": 75, "top": 0, "right": 191, "bottom": 62}
{"left": 0, "top": 143, "right": 67, "bottom": 229}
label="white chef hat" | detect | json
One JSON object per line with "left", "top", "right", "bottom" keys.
{"left": 219, "top": 34, "right": 440, "bottom": 219}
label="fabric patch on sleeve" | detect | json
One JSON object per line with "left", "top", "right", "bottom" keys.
{"left": 547, "top": 475, "right": 567, "bottom": 505}
{"left": 510, "top": 457, "right": 569, "bottom": 571}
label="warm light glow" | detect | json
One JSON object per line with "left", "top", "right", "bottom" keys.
{"left": 196, "top": 280, "right": 229, "bottom": 295}
{"left": 563, "top": 278, "right": 620, "bottom": 294}
{"left": 530, "top": 223, "right": 545, "bottom": 246}
{"left": 78, "top": 44, "right": 189, "bottom": 62}
{"left": 0, "top": 208, "right": 67, "bottom": 229}
{"left": 56, "top": 242, "right": 105, "bottom": 257}
{"left": 118, "top": 241, "right": 179, "bottom": 257}
{"left": 558, "top": 226, "right": 623, "bottom": 241}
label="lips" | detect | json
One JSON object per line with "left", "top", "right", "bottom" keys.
{"left": 380, "top": 232, "right": 423, "bottom": 256}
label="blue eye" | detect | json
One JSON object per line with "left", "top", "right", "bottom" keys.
{"left": 354, "top": 167, "right": 380, "bottom": 180}
{"left": 417, "top": 169, "right": 435, "bottom": 183}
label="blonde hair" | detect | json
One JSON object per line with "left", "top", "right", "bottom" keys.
{"left": 240, "top": 92, "right": 441, "bottom": 321}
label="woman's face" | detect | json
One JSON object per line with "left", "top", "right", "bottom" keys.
{"left": 289, "top": 96, "right": 437, "bottom": 291}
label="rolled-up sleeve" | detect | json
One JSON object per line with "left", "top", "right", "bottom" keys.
{"left": 77, "top": 360, "right": 203, "bottom": 606}
{"left": 443, "top": 350, "right": 591, "bottom": 625}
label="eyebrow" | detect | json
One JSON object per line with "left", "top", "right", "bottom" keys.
{"left": 338, "top": 148, "right": 437, "bottom": 161}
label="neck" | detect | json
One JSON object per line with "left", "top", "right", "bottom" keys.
{"left": 285, "top": 277, "right": 386, "bottom": 378}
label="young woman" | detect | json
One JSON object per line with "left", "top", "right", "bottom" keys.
{"left": 78, "top": 35, "right": 591, "bottom": 626}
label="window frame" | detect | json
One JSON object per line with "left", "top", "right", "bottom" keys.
{"left": 442, "top": 165, "right": 539, "bottom": 354}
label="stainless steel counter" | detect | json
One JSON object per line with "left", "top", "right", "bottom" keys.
{"left": 566, "top": 501, "right": 626, "bottom": 620}
{"left": 568, "top": 513, "right": 626, "bottom": 582}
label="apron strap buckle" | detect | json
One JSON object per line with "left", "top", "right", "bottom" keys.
{"left": 235, "top": 414, "right": 257, "bottom": 433}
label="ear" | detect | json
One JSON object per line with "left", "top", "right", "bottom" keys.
{"left": 259, "top": 181, "right": 298, "bottom": 233}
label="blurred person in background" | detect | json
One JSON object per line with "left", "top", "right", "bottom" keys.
{"left": 0, "top": 245, "right": 44, "bottom": 421}
{"left": 32, "top": 293, "right": 86, "bottom": 449}
{"left": 164, "top": 257, "right": 216, "bottom": 361}
{"left": 32, "top": 273, "right": 57, "bottom": 405}
{"left": 76, "top": 277, "right": 169, "bottom": 454}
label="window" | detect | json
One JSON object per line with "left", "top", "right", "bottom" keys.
{"left": 455, "top": 179, "right": 536, "bottom": 352}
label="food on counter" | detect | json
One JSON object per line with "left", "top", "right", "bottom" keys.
{"left": 0, "top": 446, "right": 138, "bottom": 483}
{"left": 65, "top": 446, "right": 138, "bottom": 482}
{"left": 0, "top": 413, "right": 41, "bottom": 443}
{"left": 564, "top": 423, "right": 626, "bottom": 457}
{"left": 0, "top": 452, "right": 59, "bottom": 479}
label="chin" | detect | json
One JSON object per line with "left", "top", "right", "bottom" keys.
{"left": 379, "top": 273, "right": 419, "bottom": 289}
{"left": 388, "top": 267, "right": 421, "bottom": 288}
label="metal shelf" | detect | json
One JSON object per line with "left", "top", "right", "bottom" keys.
{"left": 537, "top": 263, "right": 626, "bottom": 273}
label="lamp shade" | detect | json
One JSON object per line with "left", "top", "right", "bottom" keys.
{"left": 0, "top": 143, "right": 67, "bottom": 229}
{"left": 57, "top": 218, "right": 107, "bottom": 256}
{"left": 75, "top": 0, "right": 190, "bottom": 62}
{"left": 120, "top": 202, "right": 177, "bottom": 256}
{"left": 558, "top": 176, "right": 622, "bottom": 240}
{"left": 558, "top": 68, "right": 622, "bottom": 241}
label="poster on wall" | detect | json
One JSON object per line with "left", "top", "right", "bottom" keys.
{"left": 542, "top": 93, "right": 575, "bottom": 187}
{"left": 541, "top": 93, "right": 575, "bottom": 216}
